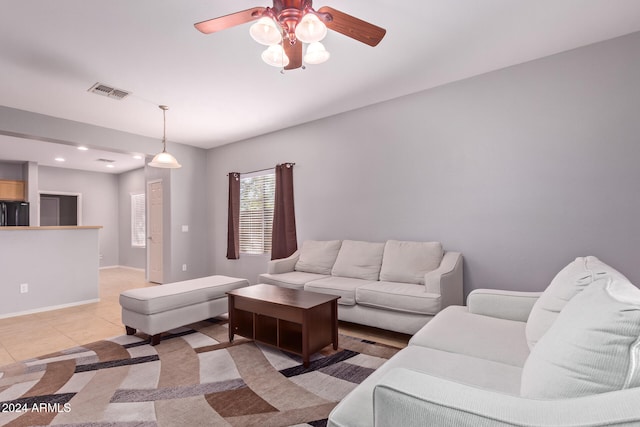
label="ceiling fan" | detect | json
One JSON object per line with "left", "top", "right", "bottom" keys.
{"left": 194, "top": 0, "right": 386, "bottom": 70}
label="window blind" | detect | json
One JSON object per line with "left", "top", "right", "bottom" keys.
{"left": 239, "top": 172, "right": 275, "bottom": 254}
{"left": 131, "top": 193, "right": 146, "bottom": 248}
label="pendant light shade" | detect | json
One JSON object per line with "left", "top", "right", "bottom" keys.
{"left": 148, "top": 105, "right": 181, "bottom": 169}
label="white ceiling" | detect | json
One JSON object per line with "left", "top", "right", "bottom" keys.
{"left": 1, "top": 0, "right": 640, "bottom": 172}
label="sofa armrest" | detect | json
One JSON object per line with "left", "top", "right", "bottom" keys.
{"left": 467, "top": 289, "right": 542, "bottom": 322}
{"left": 424, "top": 252, "right": 463, "bottom": 309}
{"left": 266, "top": 250, "right": 300, "bottom": 274}
{"left": 373, "top": 368, "right": 640, "bottom": 427}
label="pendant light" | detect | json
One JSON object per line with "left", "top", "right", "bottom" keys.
{"left": 148, "top": 105, "right": 181, "bottom": 169}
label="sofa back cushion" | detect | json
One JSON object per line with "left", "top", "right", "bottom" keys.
{"left": 525, "top": 256, "right": 611, "bottom": 349}
{"left": 331, "top": 240, "right": 385, "bottom": 281}
{"left": 520, "top": 276, "right": 640, "bottom": 399}
{"left": 294, "top": 240, "right": 342, "bottom": 275}
{"left": 379, "top": 240, "right": 443, "bottom": 285}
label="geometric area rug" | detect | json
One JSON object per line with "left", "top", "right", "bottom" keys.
{"left": 0, "top": 318, "right": 400, "bottom": 427}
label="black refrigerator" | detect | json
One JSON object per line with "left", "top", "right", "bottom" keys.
{"left": 0, "top": 201, "right": 30, "bottom": 226}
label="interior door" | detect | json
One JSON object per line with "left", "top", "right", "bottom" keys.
{"left": 147, "top": 180, "right": 163, "bottom": 283}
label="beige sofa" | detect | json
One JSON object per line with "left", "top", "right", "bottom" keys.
{"left": 259, "top": 239, "right": 463, "bottom": 334}
{"left": 328, "top": 256, "right": 640, "bottom": 426}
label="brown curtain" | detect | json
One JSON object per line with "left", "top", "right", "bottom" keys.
{"left": 227, "top": 172, "right": 240, "bottom": 259}
{"left": 271, "top": 163, "right": 297, "bottom": 260}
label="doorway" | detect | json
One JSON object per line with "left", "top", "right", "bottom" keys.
{"left": 39, "top": 193, "right": 81, "bottom": 226}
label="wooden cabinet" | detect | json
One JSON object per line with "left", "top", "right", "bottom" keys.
{"left": 0, "top": 180, "right": 25, "bottom": 201}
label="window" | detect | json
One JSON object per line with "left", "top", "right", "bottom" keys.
{"left": 239, "top": 171, "right": 275, "bottom": 254}
{"left": 131, "top": 193, "right": 146, "bottom": 248}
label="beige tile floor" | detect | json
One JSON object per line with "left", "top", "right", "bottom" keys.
{"left": 0, "top": 268, "right": 154, "bottom": 365}
{"left": 0, "top": 268, "right": 409, "bottom": 366}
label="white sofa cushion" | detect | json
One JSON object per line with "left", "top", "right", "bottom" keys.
{"left": 525, "top": 256, "right": 611, "bottom": 349}
{"left": 331, "top": 240, "right": 385, "bottom": 281}
{"left": 294, "top": 240, "right": 342, "bottom": 274}
{"left": 304, "top": 276, "right": 376, "bottom": 306}
{"left": 259, "top": 271, "right": 329, "bottom": 290}
{"left": 521, "top": 276, "right": 640, "bottom": 399}
{"left": 379, "top": 240, "right": 443, "bottom": 284}
{"left": 328, "top": 345, "right": 523, "bottom": 427}
{"left": 356, "top": 281, "right": 441, "bottom": 315}
{"left": 410, "top": 306, "right": 530, "bottom": 368}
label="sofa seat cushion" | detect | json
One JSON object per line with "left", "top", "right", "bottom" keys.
{"left": 379, "top": 240, "right": 443, "bottom": 284}
{"left": 409, "top": 306, "right": 530, "bottom": 367}
{"left": 331, "top": 240, "right": 385, "bottom": 281}
{"left": 521, "top": 276, "right": 640, "bottom": 399}
{"left": 304, "top": 276, "right": 376, "bottom": 306}
{"left": 258, "top": 271, "right": 329, "bottom": 290}
{"left": 525, "top": 256, "right": 614, "bottom": 349}
{"left": 328, "top": 345, "right": 522, "bottom": 427}
{"left": 355, "top": 281, "right": 441, "bottom": 315}
{"left": 294, "top": 240, "right": 342, "bottom": 274}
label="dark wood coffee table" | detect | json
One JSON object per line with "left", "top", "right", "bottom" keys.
{"left": 227, "top": 284, "right": 340, "bottom": 367}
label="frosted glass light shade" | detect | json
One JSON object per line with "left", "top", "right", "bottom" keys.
{"left": 295, "top": 13, "right": 327, "bottom": 43}
{"left": 304, "top": 42, "right": 330, "bottom": 65}
{"left": 250, "top": 17, "right": 282, "bottom": 45}
{"left": 148, "top": 151, "right": 182, "bottom": 168}
{"left": 261, "top": 44, "right": 290, "bottom": 67}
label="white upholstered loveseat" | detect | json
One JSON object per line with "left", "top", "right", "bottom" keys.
{"left": 328, "top": 256, "right": 640, "bottom": 426}
{"left": 259, "top": 239, "right": 463, "bottom": 334}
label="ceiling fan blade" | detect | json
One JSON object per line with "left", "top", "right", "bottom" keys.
{"left": 284, "top": 41, "right": 303, "bottom": 70}
{"left": 194, "top": 7, "right": 266, "bottom": 34}
{"left": 317, "top": 6, "right": 386, "bottom": 47}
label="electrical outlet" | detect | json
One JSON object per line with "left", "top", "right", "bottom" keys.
{"left": 20, "top": 283, "right": 28, "bottom": 294}
{"left": 182, "top": 264, "right": 187, "bottom": 271}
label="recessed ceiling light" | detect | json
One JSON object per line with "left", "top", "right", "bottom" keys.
{"left": 133, "top": 155, "right": 143, "bottom": 160}
{"left": 55, "top": 157, "right": 65, "bottom": 162}
{"left": 77, "top": 146, "right": 89, "bottom": 151}
{"left": 106, "top": 164, "right": 115, "bottom": 168}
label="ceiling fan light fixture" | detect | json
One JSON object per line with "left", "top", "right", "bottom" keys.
{"left": 148, "top": 105, "right": 182, "bottom": 169}
{"left": 295, "top": 13, "right": 327, "bottom": 43}
{"left": 261, "top": 44, "right": 290, "bottom": 67}
{"left": 250, "top": 17, "right": 282, "bottom": 45}
{"left": 304, "top": 41, "right": 330, "bottom": 65}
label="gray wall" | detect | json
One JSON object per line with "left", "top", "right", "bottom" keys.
{"left": 39, "top": 166, "right": 119, "bottom": 267}
{"left": 0, "top": 162, "right": 23, "bottom": 180}
{"left": 207, "top": 32, "right": 640, "bottom": 295}
{"left": 0, "top": 228, "right": 100, "bottom": 317}
{"left": 118, "top": 167, "right": 146, "bottom": 269}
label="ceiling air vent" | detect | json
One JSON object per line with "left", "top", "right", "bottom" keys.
{"left": 88, "top": 83, "right": 131, "bottom": 100}
{"left": 96, "top": 158, "right": 116, "bottom": 163}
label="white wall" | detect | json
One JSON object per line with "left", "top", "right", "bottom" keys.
{"left": 207, "top": 32, "right": 640, "bottom": 295}
{"left": 39, "top": 166, "right": 119, "bottom": 267}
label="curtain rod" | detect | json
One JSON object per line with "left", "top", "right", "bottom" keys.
{"left": 227, "top": 163, "right": 295, "bottom": 176}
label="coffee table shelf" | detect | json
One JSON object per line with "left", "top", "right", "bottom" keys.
{"left": 227, "top": 284, "right": 340, "bottom": 367}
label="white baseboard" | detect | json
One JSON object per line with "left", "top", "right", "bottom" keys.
{"left": 0, "top": 298, "right": 101, "bottom": 319}
{"left": 99, "top": 265, "right": 145, "bottom": 272}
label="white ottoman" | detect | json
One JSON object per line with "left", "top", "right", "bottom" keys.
{"left": 119, "top": 275, "right": 249, "bottom": 345}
